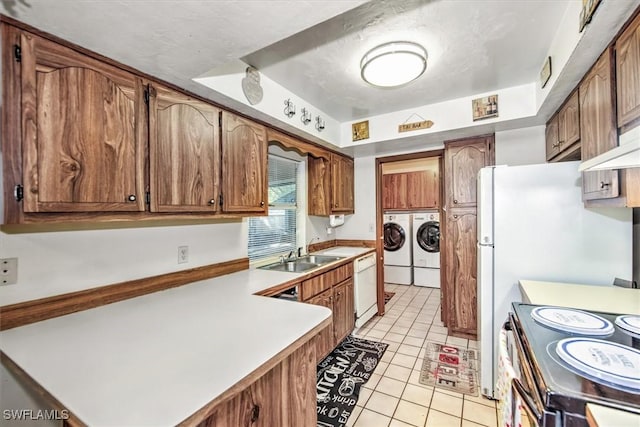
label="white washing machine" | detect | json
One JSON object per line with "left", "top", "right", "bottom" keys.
{"left": 383, "top": 213, "right": 413, "bottom": 285}
{"left": 412, "top": 212, "right": 441, "bottom": 287}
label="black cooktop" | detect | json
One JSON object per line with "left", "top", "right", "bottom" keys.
{"left": 512, "top": 303, "right": 640, "bottom": 415}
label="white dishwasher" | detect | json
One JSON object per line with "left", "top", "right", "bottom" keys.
{"left": 353, "top": 253, "right": 377, "bottom": 328}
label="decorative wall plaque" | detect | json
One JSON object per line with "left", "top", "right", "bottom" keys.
{"left": 352, "top": 120, "right": 369, "bottom": 141}
{"left": 472, "top": 95, "right": 499, "bottom": 121}
{"left": 540, "top": 56, "right": 552, "bottom": 89}
{"left": 579, "top": 0, "right": 602, "bottom": 32}
{"left": 241, "top": 66, "right": 263, "bottom": 105}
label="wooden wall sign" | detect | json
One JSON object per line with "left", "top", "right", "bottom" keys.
{"left": 352, "top": 120, "right": 369, "bottom": 141}
{"left": 398, "top": 120, "right": 434, "bottom": 133}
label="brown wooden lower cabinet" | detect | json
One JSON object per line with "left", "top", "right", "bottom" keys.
{"left": 302, "top": 263, "right": 355, "bottom": 361}
{"left": 307, "top": 288, "right": 335, "bottom": 359}
{"left": 198, "top": 339, "right": 316, "bottom": 427}
{"left": 443, "top": 209, "right": 478, "bottom": 339}
{"left": 333, "top": 278, "right": 355, "bottom": 344}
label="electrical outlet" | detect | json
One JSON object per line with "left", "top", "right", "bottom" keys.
{"left": 1, "top": 258, "right": 18, "bottom": 285}
{"left": 177, "top": 246, "right": 189, "bottom": 264}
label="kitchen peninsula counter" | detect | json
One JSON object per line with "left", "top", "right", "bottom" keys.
{"left": 519, "top": 280, "right": 640, "bottom": 315}
{"left": 0, "top": 249, "right": 372, "bottom": 426}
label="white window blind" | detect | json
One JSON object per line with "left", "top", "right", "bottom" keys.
{"left": 248, "top": 155, "right": 299, "bottom": 261}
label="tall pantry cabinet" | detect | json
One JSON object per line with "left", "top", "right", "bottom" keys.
{"left": 442, "top": 135, "right": 494, "bottom": 339}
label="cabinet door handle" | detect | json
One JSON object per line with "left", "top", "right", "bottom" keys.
{"left": 559, "top": 140, "right": 565, "bottom": 145}
{"left": 600, "top": 181, "right": 610, "bottom": 189}
{"left": 260, "top": 201, "right": 265, "bottom": 207}
{"left": 453, "top": 199, "right": 458, "bottom": 204}
{"left": 208, "top": 199, "right": 216, "bottom": 206}
{"left": 250, "top": 404, "right": 260, "bottom": 423}
{"left": 552, "top": 142, "right": 560, "bottom": 148}
{"left": 127, "top": 194, "right": 137, "bottom": 202}
{"left": 453, "top": 214, "right": 458, "bottom": 219}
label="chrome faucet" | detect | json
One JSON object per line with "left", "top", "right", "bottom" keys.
{"left": 306, "top": 236, "right": 320, "bottom": 255}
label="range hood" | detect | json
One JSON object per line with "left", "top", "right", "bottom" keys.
{"left": 579, "top": 127, "right": 640, "bottom": 171}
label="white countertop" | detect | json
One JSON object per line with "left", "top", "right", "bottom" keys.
{"left": 317, "top": 246, "right": 374, "bottom": 258}
{"left": 519, "top": 280, "right": 640, "bottom": 315}
{"left": 0, "top": 251, "right": 366, "bottom": 426}
{"left": 587, "top": 403, "right": 640, "bottom": 427}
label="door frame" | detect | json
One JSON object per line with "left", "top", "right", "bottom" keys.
{"left": 375, "top": 149, "right": 444, "bottom": 315}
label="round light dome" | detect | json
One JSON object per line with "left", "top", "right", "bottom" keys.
{"left": 360, "top": 41, "right": 427, "bottom": 88}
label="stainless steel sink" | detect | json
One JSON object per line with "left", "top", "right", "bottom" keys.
{"left": 297, "top": 255, "right": 344, "bottom": 264}
{"left": 262, "top": 261, "right": 319, "bottom": 273}
{"left": 259, "top": 254, "right": 344, "bottom": 273}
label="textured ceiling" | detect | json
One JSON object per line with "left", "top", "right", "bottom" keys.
{"left": 243, "top": 0, "right": 568, "bottom": 121}
{"left": 0, "top": 0, "right": 366, "bottom": 105}
{"left": 2, "top": 0, "right": 640, "bottom": 140}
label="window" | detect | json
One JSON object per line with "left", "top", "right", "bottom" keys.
{"left": 248, "top": 155, "right": 300, "bottom": 261}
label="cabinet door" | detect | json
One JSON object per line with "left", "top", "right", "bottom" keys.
{"left": 333, "top": 278, "right": 354, "bottom": 344}
{"left": 444, "top": 137, "right": 492, "bottom": 208}
{"left": 21, "top": 32, "right": 145, "bottom": 213}
{"left": 149, "top": 84, "right": 220, "bottom": 212}
{"left": 307, "top": 155, "right": 331, "bottom": 216}
{"left": 559, "top": 91, "right": 580, "bottom": 148}
{"left": 616, "top": 12, "right": 640, "bottom": 129}
{"left": 382, "top": 173, "right": 408, "bottom": 210}
{"left": 203, "top": 363, "right": 282, "bottom": 427}
{"left": 221, "top": 112, "right": 268, "bottom": 213}
{"left": 407, "top": 170, "right": 439, "bottom": 209}
{"left": 306, "top": 289, "right": 334, "bottom": 360}
{"left": 331, "top": 154, "right": 354, "bottom": 213}
{"left": 443, "top": 209, "right": 477, "bottom": 338}
{"left": 545, "top": 114, "right": 560, "bottom": 161}
{"left": 579, "top": 49, "right": 619, "bottom": 201}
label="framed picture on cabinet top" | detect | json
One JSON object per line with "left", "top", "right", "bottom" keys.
{"left": 352, "top": 120, "right": 370, "bottom": 141}
{"left": 472, "top": 95, "right": 499, "bottom": 121}
{"left": 540, "top": 56, "right": 552, "bottom": 89}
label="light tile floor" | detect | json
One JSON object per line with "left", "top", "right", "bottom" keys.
{"left": 347, "top": 284, "right": 499, "bottom": 427}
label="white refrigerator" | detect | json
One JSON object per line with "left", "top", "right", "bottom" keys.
{"left": 477, "top": 161, "right": 632, "bottom": 399}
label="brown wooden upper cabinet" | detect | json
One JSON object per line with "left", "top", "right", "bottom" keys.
{"left": 616, "top": 11, "right": 640, "bottom": 130}
{"left": 331, "top": 154, "right": 355, "bottom": 214}
{"left": 579, "top": 48, "right": 619, "bottom": 201}
{"left": 545, "top": 91, "right": 581, "bottom": 161}
{"left": 221, "top": 112, "right": 268, "bottom": 214}
{"left": 148, "top": 84, "right": 221, "bottom": 213}
{"left": 382, "top": 173, "right": 408, "bottom": 210}
{"left": 382, "top": 170, "right": 439, "bottom": 210}
{"left": 444, "top": 137, "right": 492, "bottom": 209}
{"left": 19, "top": 32, "right": 146, "bottom": 213}
{"left": 308, "top": 153, "right": 354, "bottom": 216}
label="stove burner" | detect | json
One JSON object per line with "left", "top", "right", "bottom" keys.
{"left": 531, "top": 306, "right": 615, "bottom": 336}
{"left": 616, "top": 315, "right": 640, "bottom": 337}
{"left": 555, "top": 338, "right": 640, "bottom": 392}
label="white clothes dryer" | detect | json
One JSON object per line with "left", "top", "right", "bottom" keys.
{"left": 412, "top": 212, "right": 441, "bottom": 287}
{"left": 383, "top": 213, "right": 413, "bottom": 285}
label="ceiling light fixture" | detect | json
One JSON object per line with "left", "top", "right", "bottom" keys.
{"left": 360, "top": 41, "right": 427, "bottom": 88}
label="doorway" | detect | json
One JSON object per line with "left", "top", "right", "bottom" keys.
{"left": 375, "top": 150, "right": 444, "bottom": 315}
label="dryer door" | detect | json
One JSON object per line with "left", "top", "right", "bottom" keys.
{"left": 384, "top": 222, "right": 406, "bottom": 251}
{"left": 417, "top": 221, "right": 440, "bottom": 253}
